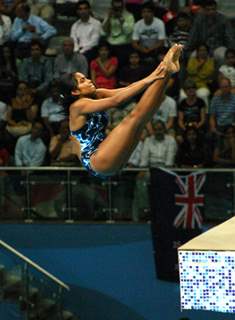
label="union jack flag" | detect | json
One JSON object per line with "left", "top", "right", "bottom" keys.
{"left": 149, "top": 168, "right": 204, "bottom": 280}
{"left": 174, "top": 173, "right": 206, "bottom": 229}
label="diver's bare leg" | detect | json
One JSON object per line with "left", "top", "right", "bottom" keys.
{"left": 91, "top": 44, "right": 183, "bottom": 174}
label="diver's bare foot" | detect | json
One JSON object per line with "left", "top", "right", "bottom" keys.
{"left": 163, "top": 43, "right": 183, "bottom": 74}
{"left": 149, "top": 61, "right": 168, "bottom": 81}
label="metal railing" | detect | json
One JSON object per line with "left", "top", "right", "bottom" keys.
{"left": 0, "top": 166, "right": 234, "bottom": 222}
{"left": 0, "top": 240, "right": 69, "bottom": 291}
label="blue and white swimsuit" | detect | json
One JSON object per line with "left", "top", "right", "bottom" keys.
{"left": 70, "top": 111, "right": 110, "bottom": 179}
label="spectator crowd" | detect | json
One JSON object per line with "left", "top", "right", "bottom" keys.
{"left": 0, "top": 0, "right": 235, "bottom": 169}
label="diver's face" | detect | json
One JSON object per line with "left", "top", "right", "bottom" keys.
{"left": 73, "top": 73, "right": 96, "bottom": 96}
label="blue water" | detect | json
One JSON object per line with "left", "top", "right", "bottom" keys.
{"left": 0, "top": 223, "right": 234, "bottom": 320}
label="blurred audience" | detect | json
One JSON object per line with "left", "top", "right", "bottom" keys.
{"left": 90, "top": 41, "right": 118, "bottom": 89}
{"left": 178, "top": 78, "right": 206, "bottom": 135}
{"left": 132, "top": 1, "right": 166, "bottom": 64}
{"left": 213, "top": 125, "right": 235, "bottom": 167}
{"left": 102, "top": 0, "right": 135, "bottom": 66}
{"left": 140, "top": 120, "right": 177, "bottom": 168}
{"left": 176, "top": 126, "right": 206, "bottom": 168}
{"left": 49, "top": 120, "right": 78, "bottom": 165}
{"left": 0, "top": 99, "right": 7, "bottom": 123}
{"left": 127, "top": 128, "right": 147, "bottom": 168}
{"left": 208, "top": 77, "right": 235, "bottom": 163}
{"left": 148, "top": 92, "right": 177, "bottom": 135}
{"left": 54, "top": 37, "right": 88, "bottom": 79}
{"left": 41, "top": 81, "right": 66, "bottom": 136}
{"left": 118, "top": 50, "right": 149, "bottom": 86}
{"left": 187, "top": 0, "right": 235, "bottom": 65}
{"left": 0, "top": 0, "right": 232, "bottom": 172}
{"left": 0, "top": 10, "right": 11, "bottom": 47}
{"left": 27, "top": 0, "right": 55, "bottom": 24}
{"left": 0, "top": 45, "right": 18, "bottom": 103}
{"left": 168, "top": 11, "right": 192, "bottom": 47}
{"left": 185, "top": 44, "right": 215, "bottom": 106}
{"left": 18, "top": 39, "right": 53, "bottom": 100}
{"left": 14, "top": 121, "right": 46, "bottom": 166}
{"left": 0, "top": 0, "right": 25, "bottom": 17}
{"left": 10, "top": 3, "right": 57, "bottom": 59}
{"left": 70, "top": 0, "right": 102, "bottom": 62}
{"left": 209, "top": 77, "right": 235, "bottom": 135}
{"left": 6, "top": 81, "right": 37, "bottom": 138}
{"left": 218, "top": 48, "right": 235, "bottom": 92}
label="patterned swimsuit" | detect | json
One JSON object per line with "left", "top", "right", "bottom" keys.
{"left": 70, "top": 111, "right": 110, "bottom": 179}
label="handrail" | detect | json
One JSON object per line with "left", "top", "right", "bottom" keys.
{"left": 0, "top": 166, "right": 235, "bottom": 173}
{"left": 0, "top": 239, "right": 70, "bottom": 291}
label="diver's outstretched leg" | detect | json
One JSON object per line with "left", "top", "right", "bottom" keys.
{"left": 91, "top": 44, "right": 183, "bottom": 174}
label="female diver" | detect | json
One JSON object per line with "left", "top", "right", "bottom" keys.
{"left": 65, "top": 44, "right": 183, "bottom": 179}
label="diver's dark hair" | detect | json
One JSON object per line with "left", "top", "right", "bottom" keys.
{"left": 58, "top": 73, "right": 78, "bottom": 115}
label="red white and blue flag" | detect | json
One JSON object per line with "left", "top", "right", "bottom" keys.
{"left": 149, "top": 168, "right": 206, "bottom": 281}
{"left": 174, "top": 173, "right": 205, "bottom": 229}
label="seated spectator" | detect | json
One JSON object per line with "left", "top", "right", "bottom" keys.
{"left": 125, "top": 0, "right": 143, "bottom": 21}
{"left": 168, "top": 11, "right": 192, "bottom": 47}
{"left": 187, "top": 0, "right": 235, "bottom": 66}
{"left": 0, "top": 44, "right": 18, "bottom": 103}
{"left": 49, "top": 120, "right": 78, "bottom": 165}
{"left": 182, "top": 0, "right": 202, "bottom": 15}
{"left": 0, "top": 0, "right": 25, "bottom": 17}
{"left": 10, "top": 3, "right": 57, "bottom": 59}
{"left": 54, "top": 0, "right": 78, "bottom": 18}
{"left": 130, "top": 120, "right": 177, "bottom": 221}
{"left": 132, "top": 1, "right": 166, "bottom": 64}
{"left": 90, "top": 41, "right": 118, "bottom": 89}
{"left": 139, "top": 120, "right": 177, "bottom": 168}
{"left": 6, "top": 81, "right": 38, "bottom": 138}
{"left": 185, "top": 44, "right": 215, "bottom": 106}
{"left": 107, "top": 100, "right": 136, "bottom": 132}
{"left": 127, "top": 128, "right": 147, "bottom": 168}
{"left": 147, "top": 93, "right": 177, "bottom": 134}
{"left": 0, "top": 99, "right": 7, "bottom": 123}
{"left": 70, "top": 0, "right": 102, "bottom": 62}
{"left": 157, "top": 1, "right": 178, "bottom": 36}
{"left": 209, "top": 77, "right": 235, "bottom": 135}
{"left": 127, "top": 127, "right": 148, "bottom": 222}
{"left": 27, "top": 0, "right": 55, "bottom": 24}
{"left": 0, "top": 122, "right": 10, "bottom": 166}
{"left": 168, "top": 11, "right": 193, "bottom": 83}
{"left": 41, "top": 81, "right": 67, "bottom": 136}
{"left": 54, "top": 37, "right": 88, "bottom": 80}
{"left": 18, "top": 39, "right": 53, "bottom": 100}
{"left": 218, "top": 48, "right": 235, "bottom": 91}
{"left": 118, "top": 50, "right": 149, "bottom": 87}
{"left": 102, "top": 0, "right": 135, "bottom": 66}
{"left": 14, "top": 121, "right": 46, "bottom": 166}
{"left": 178, "top": 79, "right": 206, "bottom": 134}
{"left": 0, "top": 11, "right": 11, "bottom": 49}
{"left": 213, "top": 125, "right": 235, "bottom": 167}
{"left": 176, "top": 125, "right": 206, "bottom": 168}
